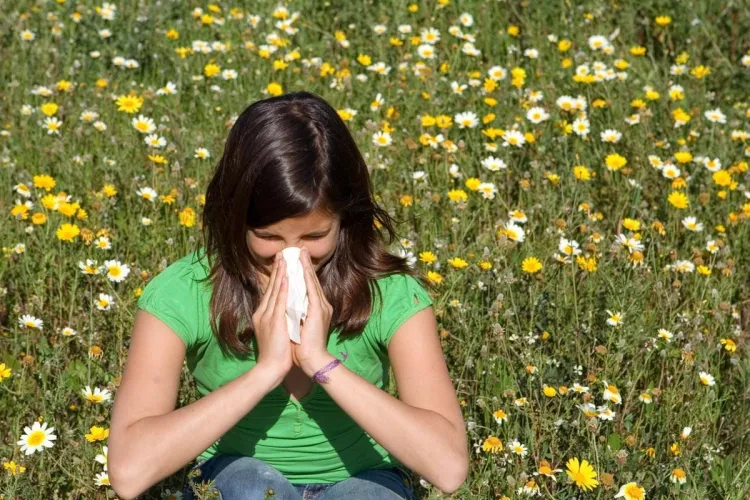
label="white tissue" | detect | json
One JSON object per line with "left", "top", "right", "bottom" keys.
{"left": 281, "top": 247, "right": 309, "bottom": 344}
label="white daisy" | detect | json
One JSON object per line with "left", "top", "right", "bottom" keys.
{"left": 477, "top": 182, "right": 497, "bottom": 200}
{"left": 681, "top": 216, "right": 703, "bottom": 232}
{"left": 132, "top": 115, "right": 156, "bottom": 134}
{"left": 487, "top": 65, "right": 507, "bottom": 81}
{"left": 372, "top": 131, "right": 392, "bottom": 147}
{"left": 417, "top": 44, "right": 436, "bottom": 59}
{"left": 502, "top": 130, "right": 526, "bottom": 147}
{"left": 144, "top": 134, "right": 166, "bottom": 148}
{"left": 136, "top": 187, "right": 158, "bottom": 202}
{"left": 18, "top": 314, "right": 43, "bottom": 330}
{"left": 454, "top": 111, "right": 478, "bottom": 129}
{"left": 605, "top": 310, "right": 624, "bottom": 327}
{"left": 698, "top": 371, "right": 715, "bottom": 386}
{"left": 481, "top": 156, "right": 507, "bottom": 172}
{"left": 558, "top": 237, "right": 581, "bottom": 256}
{"left": 44, "top": 117, "right": 63, "bottom": 135}
{"left": 102, "top": 260, "right": 130, "bottom": 282}
{"left": 94, "top": 471, "right": 110, "bottom": 487}
{"left": 509, "top": 439, "right": 528, "bottom": 456}
{"left": 526, "top": 107, "right": 549, "bottom": 124}
{"left": 17, "top": 421, "right": 57, "bottom": 455}
{"left": 704, "top": 108, "right": 726, "bottom": 124}
{"left": 600, "top": 129, "right": 622, "bottom": 143}
{"left": 95, "top": 293, "right": 115, "bottom": 311}
{"left": 95, "top": 446, "right": 108, "bottom": 471}
{"left": 503, "top": 222, "right": 526, "bottom": 242}
{"left": 194, "top": 147, "right": 211, "bottom": 159}
{"left": 82, "top": 386, "right": 112, "bottom": 404}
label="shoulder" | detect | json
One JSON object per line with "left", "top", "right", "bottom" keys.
{"left": 136, "top": 248, "right": 212, "bottom": 349}
{"left": 138, "top": 248, "right": 210, "bottom": 301}
{"left": 368, "top": 272, "right": 435, "bottom": 349}
{"left": 371, "top": 272, "right": 432, "bottom": 304}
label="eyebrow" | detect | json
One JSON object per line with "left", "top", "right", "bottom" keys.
{"left": 253, "top": 226, "right": 332, "bottom": 237}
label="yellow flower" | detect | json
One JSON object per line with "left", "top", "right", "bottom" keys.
{"left": 573, "top": 165, "right": 591, "bottom": 180}
{"left": 465, "top": 178, "right": 481, "bottom": 191}
{"left": 3, "top": 460, "right": 26, "bottom": 476}
{"left": 56, "top": 223, "right": 80, "bottom": 242}
{"left": 558, "top": 39, "right": 572, "bottom": 52}
{"left": 482, "top": 436, "right": 503, "bottom": 453}
{"left": 357, "top": 53, "right": 371, "bottom": 66}
{"left": 622, "top": 218, "right": 641, "bottom": 231}
{"left": 0, "top": 363, "right": 11, "bottom": 383}
{"left": 426, "top": 270, "right": 443, "bottom": 285}
{"left": 85, "top": 426, "right": 109, "bottom": 442}
{"left": 605, "top": 153, "right": 627, "bottom": 171}
{"left": 690, "top": 65, "right": 711, "bottom": 79}
{"left": 447, "top": 189, "right": 467, "bottom": 203}
{"left": 507, "top": 25, "right": 519, "bottom": 36}
{"left": 267, "top": 82, "right": 283, "bottom": 96}
{"left": 448, "top": 257, "right": 469, "bottom": 269}
{"left": 672, "top": 108, "right": 691, "bottom": 124}
{"left": 148, "top": 154, "right": 168, "bottom": 165}
{"left": 566, "top": 458, "right": 599, "bottom": 491}
{"left": 712, "top": 170, "right": 732, "bottom": 187}
{"left": 720, "top": 338, "right": 737, "bottom": 353}
{"left": 33, "top": 174, "right": 56, "bottom": 191}
{"left": 668, "top": 191, "right": 689, "bottom": 209}
{"left": 41, "top": 102, "right": 59, "bottom": 116}
{"left": 543, "top": 385, "right": 557, "bottom": 397}
{"left": 655, "top": 15, "right": 672, "bottom": 26}
{"left": 115, "top": 94, "right": 144, "bottom": 113}
{"left": 399, "top": 195, "right": 413, "bottom": 207}
{"left": 419, "top": 251, "right": 437, "bottom": 265}
{"left": 674, "top": 151, "right": 692, "bottom": 163}
{"left": 204, "top": 63, "right": 221, "bottom": 77}
{"left": 630, "top": 46, "right": 646, "bottom": 56}
{"left": 179, "top": 207, "right": 196, "bottom": 227}
{"left": 522, "top": 257, "right": 542, "bottom": 273}
{"left": 102, "top": 184, "right": 118, "bottom": 197}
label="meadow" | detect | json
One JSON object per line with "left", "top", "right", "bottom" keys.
{"left": 1, "top": 0, "right": 750, "bottom": 498}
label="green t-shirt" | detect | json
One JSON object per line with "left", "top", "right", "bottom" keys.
{"left": 136, "top": 247, "right": 434, "bottom": 484}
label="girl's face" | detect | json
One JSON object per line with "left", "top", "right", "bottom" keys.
{"left": 246, "top": 208, "right": 341, "bottom": 285}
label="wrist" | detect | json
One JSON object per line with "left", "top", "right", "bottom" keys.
{"left": 301, "top": 352, "right": 337, "bottom": 378}
{"left": 252, "top": 362, "right": 287, "bottom": 391}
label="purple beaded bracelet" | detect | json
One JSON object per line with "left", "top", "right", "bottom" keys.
{"left": 312, "top": 351, "right": 348, "bottom": 384}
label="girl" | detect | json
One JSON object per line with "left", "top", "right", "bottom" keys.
{"left": 108, "top": 91, "right": 468, "bottom": 500}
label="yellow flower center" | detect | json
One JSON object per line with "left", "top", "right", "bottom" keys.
{"left": 27, "top": 430, "right": 45, "bottom": 447}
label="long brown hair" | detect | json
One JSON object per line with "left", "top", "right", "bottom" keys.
{"left": 197, "top": 90, "right": 433, "bottom": 356}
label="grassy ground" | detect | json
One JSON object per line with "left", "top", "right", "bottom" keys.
{"left": 1, "top": 0, "right": 749, "bottom": 498}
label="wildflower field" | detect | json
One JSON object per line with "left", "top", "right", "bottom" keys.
{"left": 2, "top": 0, "right": 750, "bottom": 498}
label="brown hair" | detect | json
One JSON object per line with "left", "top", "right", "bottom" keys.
{"left": 197, "top": 91, "right": 433, "bottom": 356}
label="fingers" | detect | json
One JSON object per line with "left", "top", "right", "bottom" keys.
{"left": 274, "top": 268, "right": 289, "bottom": 322}
{"left": 265, "top": 255, "right": 286, "bottom": 319}
{"left": 258, "top": 253, "right": 281, "bottom": 313}
{"left": 301, "top": 247, "right": 324, "bottom": 310}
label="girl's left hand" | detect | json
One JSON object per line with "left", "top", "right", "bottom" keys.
{"left": 292, "top": 246, "right": 335, "bottom": 377}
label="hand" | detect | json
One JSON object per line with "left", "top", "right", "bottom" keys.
{"left": 252, "top": 252, "right": 293, "bottom": 385}
{"left": 293, "top": 246, "right": 335, "bottom": 377}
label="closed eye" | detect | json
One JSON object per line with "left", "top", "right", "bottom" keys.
{"left": 258, "top": 234, "right": 325, "bottom": 240}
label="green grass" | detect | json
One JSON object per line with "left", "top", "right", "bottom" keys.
{"left": 1, "top": 0, "right": 750, "bottom": 498}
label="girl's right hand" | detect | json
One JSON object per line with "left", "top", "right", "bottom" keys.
{"left": 252, "top": 252, "right": 293, "bottom": 384}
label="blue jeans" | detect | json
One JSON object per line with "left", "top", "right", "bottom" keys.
{"left": 182, "top": 454, "right": 416, "bottom": 500}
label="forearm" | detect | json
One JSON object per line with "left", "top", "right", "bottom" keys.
{"left": 309, "top": 354, "right": 467, "bottom": 493}
{"left": 110, "top": 364, "right": 282, "bottom": 499}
